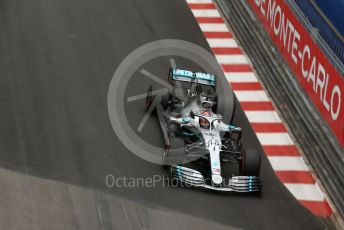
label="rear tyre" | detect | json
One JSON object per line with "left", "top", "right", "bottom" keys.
{"left": 215, "top": 93, "right": 235, "bottom": 124}
{"left": 240, "top": 149, "right": 261, "bottom": 176}
{"left": 211, "top": 95, "right": 218, "bottom": 113}
{"left": 230, "top": 99, "right": 236, "bottom": 124}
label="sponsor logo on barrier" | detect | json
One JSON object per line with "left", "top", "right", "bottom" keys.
{"left": 249, "top": 0, "right": 344, "bottom": 146}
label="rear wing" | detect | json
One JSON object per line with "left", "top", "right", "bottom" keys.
{"left": 169, "top": 68, "right": 216, "bottom": 87}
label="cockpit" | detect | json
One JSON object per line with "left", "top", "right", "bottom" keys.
{"left": 193, "top": 111, "right": 222, "bottom": 131}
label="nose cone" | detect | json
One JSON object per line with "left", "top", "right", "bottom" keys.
{"left": 212, "top": 175, "right": 223, "bottom": 185}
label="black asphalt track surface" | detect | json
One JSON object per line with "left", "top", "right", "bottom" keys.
{"left": 0, "top": 0, "right": 330, "bottom": 229}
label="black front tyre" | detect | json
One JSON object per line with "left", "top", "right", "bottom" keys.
{"left": 215, "top": 93, "right": 235, "bottom": 124}
{"left": 240, "top": 149, "right": 261, "bottom": 176}
{"left": 211, "top": 95, "right": 218, "bottom": 113}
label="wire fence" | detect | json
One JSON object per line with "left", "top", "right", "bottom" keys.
{"left": 285, "top": 0, "right": 344, "bottom": 76}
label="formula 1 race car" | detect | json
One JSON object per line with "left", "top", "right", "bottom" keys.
{"left": 145, "top": 68, "right": 261, "bottom": 192}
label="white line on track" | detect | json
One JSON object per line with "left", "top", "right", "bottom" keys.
{"left": 244, "top": 111, "right": 282, "bottom": 123}
{"left": 207, "top": 38, "right": 238, "bottom": 48}
{"left": 186, "top": 0, "right": 212, "bottom": 3}
{"left": 284, "top": 183, "right": 325, "bottom": 201}
{"left": 216, "top": 55, "right": 248, "bottom": 64}
{"left": 234, "top": 90, "right": 269, "bottom": 102}
{"left": 199, "top": 23, "right": 228, "bottom": 32}
{"left": 268, "top": 156, "right": 309, "bottom": 171}
{"left": 256, "top": 133, "right": 294, "bottom": 145}
{"left": 191, "top": 9, "right": 220, "bottom": 17}
{"left": 225, "top": 72, "right": 258, "bottom": 82}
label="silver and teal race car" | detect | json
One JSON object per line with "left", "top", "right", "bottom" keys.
{"left": 145, "top": 68, "right": 262, "bottom": 192}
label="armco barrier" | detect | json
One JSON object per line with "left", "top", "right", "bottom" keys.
{"left": 215, "top": 0, "right": 344, "bottom": 223}
{"left": 246, "top": 0, "right": 344, "bottom": 148}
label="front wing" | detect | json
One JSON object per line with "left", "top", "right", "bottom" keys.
{"left": 170, "top": 165, "right": 262, "bottom": 192}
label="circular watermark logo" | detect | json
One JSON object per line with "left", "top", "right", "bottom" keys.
{"left": 107, "top": 39, "right": 234, "bottom": 165}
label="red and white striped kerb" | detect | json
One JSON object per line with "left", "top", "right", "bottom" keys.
{"left": 186, "top": 0, "right": 332, "bottom": 217}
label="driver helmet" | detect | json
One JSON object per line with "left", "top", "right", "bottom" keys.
{"left": 199, "top": 111, "right": 211, "bottom": 129}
